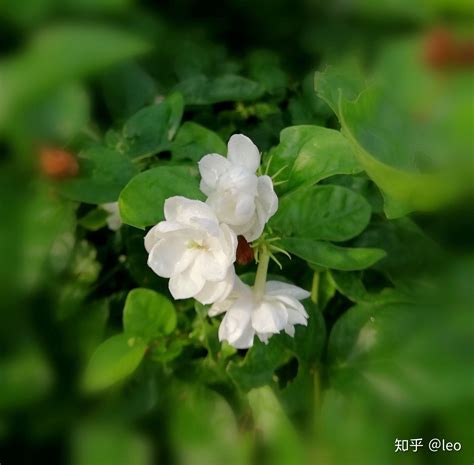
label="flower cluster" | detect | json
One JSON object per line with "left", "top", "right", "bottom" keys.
{"left": 145, "top": 134, "right": 309, "bottom": 348}
{"left": 209, "top": 278, "right": 310, "bottom": 349}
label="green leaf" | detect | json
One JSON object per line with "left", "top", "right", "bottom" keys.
{"left": 326, "top": 299, "right": 417, "bottom": 391}
{"left": 57, "top": 145, "right": 137, "bottom": 204}
{"left": 122, "top": 226, "right": 166, "bottom": 289}
{"left": 278, "top": 300, "right": 326, "bottom": 365}
{"left": 53, "top": 239, "right": 102, "bottom": 318}
{"left": 101, "top": 61, "right": 157, "bottom": 121}
{"left": 274, "top": 363, "right": 314, "bottom": 418}
{"left": 227, "top": 337, "right": 292, "bottom": 392}
{"left": 165, "top": 92, "right": 185, "bottom": 140}
{"left": 314, "top": 64, "right": 366, "bottom": 116}
{"left": 78, "top": 208, "right": 108, "bottom": 231}
{"left": 267, "top": 125, "right": 322, "bottom": 186}
{"left": 193, "top": 302, "right": 224, "bottom": 362}
{"left": 327, "top": 259, "right": 474, "bottom": 409}
{"left": 327, "top": 301, "right": 386, "bottom": 366}
{"left": 267, "top": 125, "right": 361, "bottom": 194}
{"left": 313, "top": 270, "right": 337, "bottom": 311}
{"left": 341, "top": 93, "right": 459, "bottom": 218}
{"left": 150, "top": 339, "right": 184, "bottom": 363}
{"left": 174, "top": 74, "right": 264, "bottom": 105}
{"left": 119, "top": 165, "right": 203, "bottom": 229}
{"left": 72, "top": 299, "right": 109, "bottom": 361}
{"left": 315, "top": 54, "right": 470, "bottom": 217}
{"left": 59, "top": 0, "right": 134, "bottom": 14}
{"left": 248, "top": 386, "right": 305, "bottom": 465}
{"left": 0, "top": 348, "right": 52, "bottom": 410}
{"left": 169, "top": 383, "right": 248, "bottom": 465}
{"left": 0, "top": 24, "right": 149, "bottom": 131}
{"left": 72, "top": 422, "right": 152, "bottom": 465}
{"left": 14, "top": 82, "right": 90, "bottom": 144}
{"left": 287, "top": 73, "right": 333, "bottom": 126}
{"left": 10, "top": 185, "right": 76, "bottom": 292}
{"left": 352, "top": 217, "right": 441, "bottom": 289}
{"left": 271, "top": 185, "right": 372, "bottom": 242}
{"left": 324, "top": 173, "right": 384, "bottom": 214}
{"left": 82, "top": 334, "right": 147, "bottom": 392}
{"left": 281, "top": 238, "right": 386, "bottom": 271}
{"left": 246, "top": 50, "right": 288, "bottom": 95}
{"left": 123, "top": 288, "right": 176, "bottom": 342}
{"left": 119, "top": 93, "right": 184, "bottom": 159}
{"left": 171, "top": 122, "right": 226, "bottom": 162}
{"left": 287, "top": 127, "right": 361, "bottom": 190}
{"left": 329, "top": 270, "right": 372, "bottom": 302}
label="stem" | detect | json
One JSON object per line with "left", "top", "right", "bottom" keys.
{"left": 311, "top": 272, "right": 320, "bottom": 304}
{"left": 313, "top": 366, "right": 321, "bottom": 409}
{"left": 312, "top": 365, "right": 321, "bottom": 434}
{"left": 253, "top": 246, "right": 270, "bottom": 301}
{"left": 81, "top": 125, "right": 101, "bottom": 142}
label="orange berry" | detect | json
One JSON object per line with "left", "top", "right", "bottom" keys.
{"left": 39, "top": 147, "right": 79, "bottom": 179}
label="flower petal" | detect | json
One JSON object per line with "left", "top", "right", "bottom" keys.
{"left": 194, "top": 249, "right": 229, "bottom": 281}
{"left": 286, "top": 307, "right": 309, "bottom": 326}
{"left": 195, "top": 268, "right": 235, "bottom": 304}
{"left": 144, "top": 221, "right": 187, "bottom": 252}
{"left": 227, "top": 134, "right": 260, "bottom": 173}
{"left": 284, "top": 324, "right": 295, "bottom": 337}
{"left": 265, "top": 281, "right": 310, "bottom": 301}
{"left": 147, "top": 237, "right": 196, "bottom": 278}
{"left": 188, "top": 216, "right": 220, "bottom": 237}
{"left": 168, "top": 264, "right": 205, "bottom": 300}
{"left": 144, "top": 224, "right": 161, "bottom": 252}
{"left": 257, "top": 332, "right": 272, "bottom": 344}
{"left": 277, "top": 296, "right": 309, "bottom": 318}
{"left": 238, "top": 211, "right": 264, "bottom": 242}
{"left": 218, "top": 298, "right": 255, "bottom": 348}
{"left": 198, "top": 154, "right": 230, "bottom": 194}
{"left": 217, "top": 166, "right": 258, "bottom": 194}
{"left": 207, "top": 191, "right": 253, "bottom": 227}
{"left": 256, "top": 175, "right": 278, "bottom": 220}
{"left": 164, "top": 196, "right": 216, "bottom": 225}
{"left": 208, "top": 277, "right": 251, "bottom": 316}
{"left": 235, "top": 193, "right": 257, "bottom": 221}
{"left": 208, "top": 299, "right": 233, "bottom": 316}
{"left": 220, "top": 223, "right": 238, "bottom": 263}
{"left": 251, "top": 300, "right": 288, "bottom": 334}
{"left": 235, "top": 176, "right": 277, "bottom": 241}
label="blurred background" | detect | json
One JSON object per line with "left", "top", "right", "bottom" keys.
{"left": 0, "top": 0, "right": 473, "bottom": 464}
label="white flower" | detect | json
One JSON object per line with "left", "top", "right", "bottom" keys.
{"left": 209, "top": 278, "right": 310, "bottom": 349}
{"left": 198, "top": 134, "right": 278, "bottom": 242}
{"left": 144, "top": 196, "right": 237, "bottom": 304}
{"left": 101, "top": 202, "right": 122, "bottom": 231}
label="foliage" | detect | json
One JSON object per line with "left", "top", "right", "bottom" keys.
{"left": 0, "top": 2, "right": 473, "bottom": 465}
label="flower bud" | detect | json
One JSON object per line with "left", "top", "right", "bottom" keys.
{"left": 236, "top": 235, "right": 254, "bottom": 265}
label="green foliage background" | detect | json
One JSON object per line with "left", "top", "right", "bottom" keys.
{"left": 0, "top": 1, "right": 473, "bottom": 464}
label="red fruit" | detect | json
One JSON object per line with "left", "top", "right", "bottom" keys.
{"left": 454, "top": 40, "right": 474, "bottom": 67}
{"left": 39, "top": 147, "right": 79, "bottom": 179}
{"left": 424, "top": 28, "right": 474, "bottom": 69}
{"left": 424, "top": 28, "right": 455, "bottom": 69}
{"left": 236, "top": 235, "right": 254, "bottom": 265}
